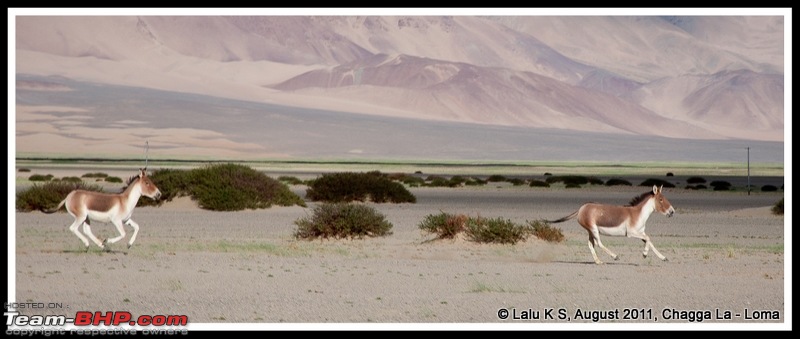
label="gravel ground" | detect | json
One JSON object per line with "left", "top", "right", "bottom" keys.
{"left": 12, "top": 173, "right": 787, "bottom": 330}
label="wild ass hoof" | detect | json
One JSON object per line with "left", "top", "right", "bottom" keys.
{"left": 613, "top": 255, "right": 620, "bottom": 261}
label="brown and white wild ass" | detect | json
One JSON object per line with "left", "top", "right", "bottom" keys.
{"left": 41, "top": 168, "right": 161, "bottom": 251}
{"left": 547, "top": 185, "right": 675, "bottom": 264}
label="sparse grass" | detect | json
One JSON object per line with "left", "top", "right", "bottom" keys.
{"left": 772, "top": 198, "right": 783, "bottom": 215}
{"left": 294, "top": 203, "right": 393, "bottom": 239}
{"left": 278, "top": 176, "right": 304, "bottom": 185}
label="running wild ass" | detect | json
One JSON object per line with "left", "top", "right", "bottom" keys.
{"left": 41, "top": 168, "right": 161, "bottom": 251}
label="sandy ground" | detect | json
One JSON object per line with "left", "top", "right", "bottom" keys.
{"left": 11, "top": 169, "right": 788, "bottom": 330}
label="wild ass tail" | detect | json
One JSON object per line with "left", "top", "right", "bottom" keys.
{"left": 40, "top": 198, "right": 67, "bottom": 214}
{"left": 547, "top": 210, "right": 579, "bottom": 224}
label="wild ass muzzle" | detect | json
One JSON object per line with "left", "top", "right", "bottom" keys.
{"left": 547, "top": 185, "right": 675, "bottom": 264}
{"left": 41, "top": 168, "right": 161, "bottom": 251}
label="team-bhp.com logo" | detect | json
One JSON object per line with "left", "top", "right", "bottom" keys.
{"left": 5, "top": 305, "right": 188, "bottom": 336}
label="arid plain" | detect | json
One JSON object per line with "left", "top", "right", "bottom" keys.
{"left": 11, "top": 165, "right": 786, "bottom": 330}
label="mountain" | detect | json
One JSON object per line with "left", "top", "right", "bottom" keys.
{"left": 13, "top": 13, "right": 786, "bottom": 160}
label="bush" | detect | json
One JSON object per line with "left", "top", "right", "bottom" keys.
{"left": 686, "top": 176, "right": 707, "bottom": 184}
{"left": 772, "top": 198, "right": 783, "bottom": 215}
{"left": 486, "top": 175, "right": 507, "bottom": 182}
{"left": 294, "top": 203, "right": 393, "bottom": 239}
{"left": 139, "top": 164, "right": 305, "bottom": 210}
{"left": 605, "top": 178, "right": 632, "bottom": 186}
{"left": 60, "top": 176, "right": 83, "bottom": 183}
{"left": 639, "top": 178, "right": 675, "bottom": 188}
{"left": 760, "top": 185, "right": 778, "bottom": 192}
{"left": 465, "top": 216, "right": 529, "bottom": 245}
{"left": 29, "top": 174, "right": 54, "bottom": 181}
{"left": 418, "top": 212, "right": 467, "bottom": 239}
{"left": 306, "top": 171, "right": 416, "bottom": 203}
{"left": 507, "top": 178, "right": 526, "bottom": 186}
{"left": 465, "top": 178, "right": 487, "bottom": 186}
{"left": 587, "top": 176, "right": 604, "bottom": 185}
{"left": 81, "top": 172, "right": 108, "bottom": 178}
{"left": 529, "top": 180, "right": 550, "bottom": 187}
{"left": 709, "top": 180, "right": 732, "bottom": 189}
{"left": 666, "top": 172, "right": 674, "bottom": 177}
{"left": 546, "top": 175, "right": 589, "bottom": 186}
{"left": 16, "top": 181, "right": 105, "bottom": 212}
{"left": 18, "top": 168, "right": 31, "bottom": 172}
{"left": 528, "top": 220, "right": 564, "bottom": 243}
{"left": 713, "top": 185, "right": 730, "bottom": 191}
{"left": 104, "top": 176, "right": 123, "bottom": 183}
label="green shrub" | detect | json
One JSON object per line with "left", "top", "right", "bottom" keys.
{"left": 465, "top": 216, "right": 529, "bottom": 245}
{"left": 761, "top": 185, "right": 778, "bottom": 192}
{"left": 465, "top": 178, "right": 487, "bottom": 186}
{"left": 546, "top": 175, "right": 589, "bottom": 186}
{"left": 528, "top": 220, "right": 564, "bottom": 243}
{"left": 486, "top": 175, "right": 507, "bottom": 182}
{"left": 713, "top": 185, "right": 730, "bottom": 191}
{"left": 16, "top": 181, "right": 104, "bottom": 212}
{"left": 306, "top": 171, "right": 416, "bottom": 203}
{"left": 639, "top": 178, "right": 675, "bottom": 188}
{"left": 507, "top": 178, "right": 526, "bottom": 186}
{"left": 138, "top": 164, "right": 305, "bottom": 210}
{"left": 60, "top": 176, "right": 83, "bottom": 183}
{"left": 418, "top": 212, "right": 468, "bottom": 239}
{"left": 686, "top": 176, "right": 707, "bottom": 184}
{"left": 529, "top": 180, "right": 550, "bottom": 187}
{"left": 81, "top": 172, "right": 108, "bottom": 178}
{"left": 18, "top": 168, "right": 31, "bottom": 172}
{"left": 104, "top": 176, "right": 123, "bottom": 183}
{"left": 565, "top": 183, "right": 582, "bottom": 189}
{"left": 587, "top": 176, "right": 604, "bottom": 185}
{"left": 29, "top": 174, "right": 54, "bottom": 181}
{"left": 772, "top": 198, "right": 783, "bottom": 215}
{"left": 605, "top": 178, "right": 632, "bottom": 186}
{"left": 294, "top": 203, "right": 393, "bottom": 239}
{"left": 709, "top": 180, "right": 732, "bottom": 189}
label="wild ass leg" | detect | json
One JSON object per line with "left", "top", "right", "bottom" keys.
{"left": 68, "top": 218, "right": 91, "bottom": 250}
{"left": 81, "top": 220, "right": 106, "bottom": 250}
{"left": 591, "top": 228, "right": 619, "bottom": 262}
{"left": 628, "top": 232, "right": 667, "bottom": 261}
{"left": 105, "top": 218, "right": 127, "bottom": 245}
{"left": 587, "top": 238, "right": 603, "bottom": 265}
{"left": 125, "top": 219, "right": 140, "bottom": 249}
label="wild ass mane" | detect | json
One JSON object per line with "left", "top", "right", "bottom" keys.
{"left": 628, "top": 191, "right": 655, "bottom": 207}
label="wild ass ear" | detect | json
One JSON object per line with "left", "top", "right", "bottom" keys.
{"left": 653, "top": 185, "right": 658, "bottom": 194}
{"left": 659, "top": 184, "right": 663, "bottom": 193}
{"left": 139, "top": 167, "right": 146, "bottom": 178}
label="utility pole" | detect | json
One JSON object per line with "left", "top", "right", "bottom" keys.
{"left": 747, "top": 147, "right": 751, "bottom": 196}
